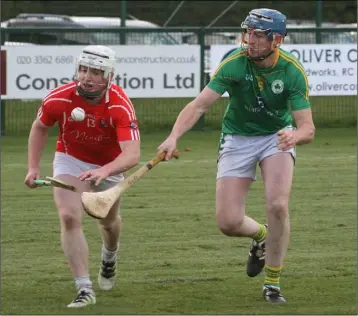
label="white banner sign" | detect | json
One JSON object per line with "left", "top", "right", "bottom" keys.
{"left": 1, "top": 45, "right": 200, "bottom": 99}
{"left": 210, "top": 44, "right": 357, "bottom": 96}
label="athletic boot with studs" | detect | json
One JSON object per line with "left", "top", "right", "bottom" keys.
{"left": 98, "top": 259, "right": 117, "bottom": 290}
{"left": 263, "top": 286, "right": 287, "bottom": 303}
{"left": 67, "top": 289, "right": 96, "bottom": 308}
{"left": 246, "top": 224, "right": 267, "bottom": 277}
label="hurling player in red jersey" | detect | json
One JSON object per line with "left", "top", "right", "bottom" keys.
{"left": 24, "top": 45, "right": 140, "bottom": 308}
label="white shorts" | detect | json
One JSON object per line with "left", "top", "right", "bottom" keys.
{"left": 217, "top": 128, "right": 296, "bottom": 181}
{"left": 53, "top": 152, "right": 124, "bottom": 192}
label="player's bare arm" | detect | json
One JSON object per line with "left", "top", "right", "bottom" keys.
{"left": 105, "top": 140, "right": 141, "bottom": 175}
{"left": 78, "top": 140, "right": 140, "bottom": 185}
{"left": 292, "top": 108, "right": 315, "bottom": 144}
{"left": 278, "top": 108, "right": 315, "bottom": 151}
{"left": 170, "top": 87, "right": 221, "bottom": 139}
{"left": 158, "top": 87, "right": 221, "bottom": 160}
{"left": 25, "top": 118, "right": 50, "bottom": 188}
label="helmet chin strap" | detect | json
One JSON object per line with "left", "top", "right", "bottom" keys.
{"left": 248, "top": 49, "right": 274, "bottom": 61}
{"left": 76, "top": 82, "right": 106, "bottom": 100}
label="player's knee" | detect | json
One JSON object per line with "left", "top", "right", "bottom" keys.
{"left": 266, "top": 199, "right": 289, "bottom": 219}
{"left": 216, "top": 212, "right": 244, "bottom": 236}
{"left": 58, "top": 208, "right": 81, "bottom": 230}
{"left": 99, "top": 215, "right": 122, "bottom": 232}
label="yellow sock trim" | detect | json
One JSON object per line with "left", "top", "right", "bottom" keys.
{"left": 264, "top": 264, "right": 282, "bottom": 288}
{"left": 252, "top": 224, "right": 267, "bottom": 243}
{"left": 265, "top": 264, "right": 282, "bottom": 271}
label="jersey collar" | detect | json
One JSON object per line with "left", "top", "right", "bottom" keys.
{"left": 271, "top": 49, "right": 280, "bottom": 68}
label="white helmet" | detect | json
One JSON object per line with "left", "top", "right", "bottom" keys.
{"left": 75, "top": 45, "right": 116, "bottom": 99}
{"left": 77, "top": 45, "right": 116, "bottom": 78}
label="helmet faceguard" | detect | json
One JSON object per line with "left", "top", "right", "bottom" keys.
{"left": 75, "top": 45, "right": 116, "bottom": 100}
{"left": 241, "top": 9, "right": 287, "bottom": 61}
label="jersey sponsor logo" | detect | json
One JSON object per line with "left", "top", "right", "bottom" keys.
{"left": 69, "top": 130, "right": 111, "bottom": 143}
{"left": 271, "top": 79, "right": 284, "bottom": 94}
{"left": 245, "top": 104, "right": 263, "bottom": 113}
{"left": 244, "top": 97, "right": 279, "bottom": 117}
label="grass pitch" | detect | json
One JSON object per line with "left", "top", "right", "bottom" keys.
{"left": 1, "top": 128, "right": 356, "bottom": 314}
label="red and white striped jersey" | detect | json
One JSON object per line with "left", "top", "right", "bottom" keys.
{"left": 37, "top": 82, "right": 140, "bottom": 166}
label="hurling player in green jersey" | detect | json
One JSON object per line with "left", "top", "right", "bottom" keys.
{"left": 158, "top": 8, "right": 315, "bottom": 303}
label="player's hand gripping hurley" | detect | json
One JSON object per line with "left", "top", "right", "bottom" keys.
{"left": 34, "top": 176, "right": 78, "bottom": 192}
{"left": 81, "top": 151, "right": 179, "bottom": 219}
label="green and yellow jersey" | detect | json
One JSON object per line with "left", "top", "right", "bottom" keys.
{"left": 207, "top": 47, "right": 310, "bottom": 135}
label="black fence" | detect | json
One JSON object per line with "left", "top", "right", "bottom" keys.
{"left": 1, "top": 27, "right": 357, "bottom": 135}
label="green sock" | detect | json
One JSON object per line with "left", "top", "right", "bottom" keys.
{"left": 264, "top": 264, "right": 282, "bottom": 289}
{"left": 251, "top": 224, "right": 267, "bottom": 243}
